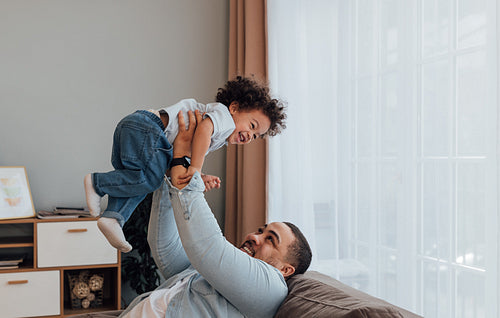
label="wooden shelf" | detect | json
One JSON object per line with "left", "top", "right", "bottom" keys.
{"left": 0, "top": 217, "right": 99, "bottom": 224}
{"left": 0, "top": 265, "right": 35, "bottom": 273}
{"left": 35, "top": 217, "right": 99, "bottom": 223}
{"left": 0, "top": 236, "right": 33, "bottom": 248}
{"left": 0, "top": 217, "right": 36, "bottom": 224}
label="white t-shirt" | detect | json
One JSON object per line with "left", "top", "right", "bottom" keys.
{"left": 160, "top": 98, "right": 235, "bottom": 154}
{"left": 122, "top": 274, "right": 193, "bottom": 318}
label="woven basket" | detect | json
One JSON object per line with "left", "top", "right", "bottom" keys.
{"left": 67, "top": 270, "right": 104, "bottom": 309}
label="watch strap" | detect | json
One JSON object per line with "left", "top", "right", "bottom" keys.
{"left": 171, "top": 156, "right": 191, "bottom": 168}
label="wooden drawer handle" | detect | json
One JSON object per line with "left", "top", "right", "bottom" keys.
{"left": 8, "top": 280, "right": 28, "bottom": 285}
{"left": 67, "top": 228, "right": 88, "bottom": 233}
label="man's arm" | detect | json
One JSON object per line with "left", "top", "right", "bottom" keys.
{"left": 148, "top": 180, "right": 190, "bottom": 280}
{"left": 147, "top": 110, "right": 201, "bottom": 279}
{"left": 168, "top": 127, "right": 287, "bottom": 317}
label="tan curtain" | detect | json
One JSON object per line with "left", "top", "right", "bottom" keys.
{"left": 224, "top": 0, "right": 268, "bottom": 245}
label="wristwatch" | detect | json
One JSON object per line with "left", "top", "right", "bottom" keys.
{"left": 171, "top": 156, "right": 191, "bottom": 168}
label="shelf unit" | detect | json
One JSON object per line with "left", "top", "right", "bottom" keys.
{"left": 0, "top": 217, "right": 121, "bottom": 318}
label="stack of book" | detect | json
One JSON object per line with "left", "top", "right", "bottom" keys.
{"left": 0, "top": 257, "right": 23, "bottom": 270}
{"left": 37, "top": 207, "right": 92, "bottom": 219}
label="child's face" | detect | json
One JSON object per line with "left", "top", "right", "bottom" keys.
{"left": 228, "top": 102, "right": 271, "bottom": 145}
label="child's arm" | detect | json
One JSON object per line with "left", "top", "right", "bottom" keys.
{"left": 190, "top": 116, "right": 214, "bottom": 171}
{"left": 178, "top": 116, "right": 214, "bottom": 183}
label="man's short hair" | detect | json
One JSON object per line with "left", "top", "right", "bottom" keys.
{"left": 283, "top": 222, "right": 312, "bottom": 277}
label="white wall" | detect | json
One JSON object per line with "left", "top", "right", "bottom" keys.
{"left": 0, "top": 0, "right": 229, "bottom": 224}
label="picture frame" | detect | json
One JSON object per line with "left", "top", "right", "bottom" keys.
{"left": 0, "top": 166, "right": 35, "bottom": 220}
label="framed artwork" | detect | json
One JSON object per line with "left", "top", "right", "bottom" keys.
{"left": 0, "top": 166, "right": 35, "bottom": 219}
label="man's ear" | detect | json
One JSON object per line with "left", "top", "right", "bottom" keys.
{"left": 280, "top": 264, "right": 295, "bottom": 279}
{"left": 229, "top": 101, "right": 239, "bottom": 114}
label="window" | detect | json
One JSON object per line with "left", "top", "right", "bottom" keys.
{"left": 268, "top": 1, "right": 498, "bottom": 316}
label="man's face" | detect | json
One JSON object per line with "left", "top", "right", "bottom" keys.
{"left": 239, "top": 222, "right": 296, "bottom": 278}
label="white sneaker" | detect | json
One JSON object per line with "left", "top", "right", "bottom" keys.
{"left": 84, "top": 173, "right": 101, "bottom": 216}
{"left": 97, "top": 217, "right": 132, "bottom": 253}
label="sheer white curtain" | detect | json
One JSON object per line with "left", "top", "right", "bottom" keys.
{"left": 267, "top": 0, "right": 499, "bottom": 317}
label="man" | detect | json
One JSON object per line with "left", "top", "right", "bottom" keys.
{"left": 120, "top": 111, "right": 312, "bottom": 318}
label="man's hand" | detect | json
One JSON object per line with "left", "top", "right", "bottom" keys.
{"left": 171, "top": 110, "right": 202, "bottom": 188}
{"left": 175, "top": 166, "right": 198, "bottom": 186}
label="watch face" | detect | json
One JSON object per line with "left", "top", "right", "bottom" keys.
{"left": 181, "top": 157, "right": 189, "bottom": 168}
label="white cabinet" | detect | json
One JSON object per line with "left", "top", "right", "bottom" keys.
{"left": 37, "top": 221, "right": 117, "bottom": 267}
{"left": 0, "top": 217, "right": 121, "bottom": 317}
{"left": 0, "top": 270, "right": 60, "bottom": 318}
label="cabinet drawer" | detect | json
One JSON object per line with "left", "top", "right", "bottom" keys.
{"left": 0, "top": 270, "right": 60, "bottom": 317}
{"left": 37, "top": 221, "right": 117, "bottom": 267}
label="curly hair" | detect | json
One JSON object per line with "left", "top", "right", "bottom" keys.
{"left": 215, "top": 76, "right": 286, "bottom": 137}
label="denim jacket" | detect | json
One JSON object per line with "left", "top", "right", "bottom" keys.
{"left": 120, "top": 172, "right": 288, "bottom": 318}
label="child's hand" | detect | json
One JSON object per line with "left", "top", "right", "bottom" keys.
{"left": 201, "top": 174, "right": 221, "bottom": 192}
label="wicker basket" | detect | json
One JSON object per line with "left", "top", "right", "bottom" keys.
{"left": 67, "top": 270, "right": 104, "bottom": 309}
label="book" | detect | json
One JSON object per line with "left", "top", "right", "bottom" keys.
{"left": 0, "top": 265, "right": 19, "bottom": 269}
{"left": 0, "top": 257, "right": 23, "bottom": 269}
{"left": 37, "top": 207, "right": 92, "bottom": 219}
{"left": 55, "top": 206, "right": 85, "bottom": 210}
{"left": 0, "top": 258, "right": 23, "bottom": 266}
{"left": 54, "top": 207, "right": 85, "bottom": 212}
{"left": 54, "top": 207, "right": 91, "bottom": 216}
{"left": 37, "top": 210, "right": 79, "bottom": 219}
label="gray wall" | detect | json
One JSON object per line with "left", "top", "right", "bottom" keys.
{"left": 0, "top": 0, "right": 229, "bottom": 225}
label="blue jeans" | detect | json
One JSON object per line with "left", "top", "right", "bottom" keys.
{"left": 93, "top": 110, "right": 172, "bottom": 227}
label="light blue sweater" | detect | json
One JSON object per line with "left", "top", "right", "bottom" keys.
{"left": 120, "top": 172, "right": 288, "bottom": 317}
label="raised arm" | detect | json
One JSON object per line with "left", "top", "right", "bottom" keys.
{"left": 168, "top": 172, "right": 287, "bottom": 316}
{"left": 147, "top": 110, "right": 201, "bottom": 279}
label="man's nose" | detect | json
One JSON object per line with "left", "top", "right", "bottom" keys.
{"left": 248, "top": 233, "right": 262, "bottom": 245}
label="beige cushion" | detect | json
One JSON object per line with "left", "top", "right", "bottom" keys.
{"left": 275, "top": 271, "right": 421, "bottom": 318}
{"left": 68, "top": 273, "right": 422, "bottom": 318}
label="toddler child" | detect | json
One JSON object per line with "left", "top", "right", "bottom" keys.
{"left": 84, "top": 76, "right": 286, "bottom": 252}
